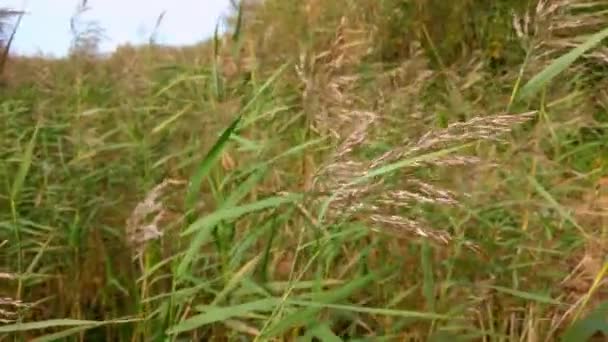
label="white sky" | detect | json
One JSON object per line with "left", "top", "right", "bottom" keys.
{"left": 4, "top": 0, "right": 232, "bottom": 57}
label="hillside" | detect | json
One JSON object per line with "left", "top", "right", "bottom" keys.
{"left": 1, "top": 1, "right": 608, "bottom": 340}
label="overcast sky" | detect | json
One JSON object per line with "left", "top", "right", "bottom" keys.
{"left": 4, "top": 0, "right": 232, "bottom": 57}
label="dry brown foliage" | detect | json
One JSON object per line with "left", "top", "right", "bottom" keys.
{"left": 513, "top": 0, "right": 608, "bottom": 64}
{"left": 290, "top": 13, "right": 538, "bottom": 249}
{"left": 126, "top": 178, "right": 185, "bottom": 258}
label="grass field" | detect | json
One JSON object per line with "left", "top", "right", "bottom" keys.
{"left": 1, "top": 0, "right": 608, "bottom": 340}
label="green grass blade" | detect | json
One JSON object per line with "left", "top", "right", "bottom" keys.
{"left": 0, "top": 320, "right": 96, "bottom": 333}
{"left": 0, "top": 318, "right": 139, "bottom": 333}
{"left": 361, "top": 143, "right": 474, "bottom": 181}
{"left": 151, "top": 104, "right": 192, "bottom": 135}
{"left": 309, "top": 323, "right": 343, "bottom": 342}
{"left": 262, "top": 271, "right": 380, "bottom": 338}
{"left": 484, "top": 285, "right": 562, "bottom": 305}
{"left": 177, "top": 194, "right": 300, "bottom": 278}
{"left": 222, "top": 166, "right": 267, "bottom": 207}
{"left": 234, "top": 137, "right": 325, "bottom": 182}
{"left": 211, "top": 22, "right": 224, "bottom": 100}
{"left": 31, "top": 325, "right": 102, "bottom": 342}
{"left": 230, "top": 216, "right": 276, "bottom": 267}
{"left": 231, "top": 134, "right": 264, "bottom": 152}
{"left": 233, "top": 279, "right": 344, "bottom": 297}
{"left": 184, "top": 114, "right": 242, "bottom": 214}
{"left": 239, "top": 62, "right": 289, "bottom": 118}
{"left": 153, "top": 74, "right": 208, "bottom": 97}
{"left": 182, "top": 193, "right": 302, "bottom": 236}
{"left": 528, "top": 176, "right": 587, "bottom": 236}
{"left": 517, "top": 26, "right": 608, "bottom": 101}
{"left": 176, "top": 223, "right": 217, "bottom": 279}
{"left": 11, "top": 123, "right": 40, "bottom": 202}
{"left": 421, "top": 241, "right": 435, "bottom": 311}
{"left": 210, "top": 254, "right": 261, "bottom": 306}
{"left": 231, "top": 0, "right": 244, "bottom": 42}
{"left": 285, "top": 300, "right": 452, "bottom": 320}
{"left": 561, "top": 301, "right": 608, "bottom": 342}
{"left": 167, "top": 297, "right": 280, "bottom": 335}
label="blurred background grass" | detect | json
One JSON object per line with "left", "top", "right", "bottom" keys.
{"left": 1, "top": 0, "right": 608, "bottom": 340}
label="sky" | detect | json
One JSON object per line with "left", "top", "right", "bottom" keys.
{"left": 4, "top": 0, "right": 232, "bottom": 57}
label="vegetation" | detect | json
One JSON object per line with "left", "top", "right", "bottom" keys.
{"left": 0, "top": 8, "right": 24, "bottom": 78}
{"left": 1, "top": 0, "right": 608, "bottom": 340}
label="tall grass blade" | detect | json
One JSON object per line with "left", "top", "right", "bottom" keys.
{"left": 151, "top": 104, "right": 192, "bottom": 134}
{"left": 0, "top": 318, "right": 139, "bottom": 333}
{"left": 231, "top": 0, "right": 244, "bottom": 42}
{"left": 222, "top": 166, "right": 267, "bottom": 207}
{"left": 31, "top": 325, "right": 102, "bottom": 342}
{"left": 518, "top": 26, "right": 608, "bottom": 101}
{"left": 11, "top": 123, "right": 40, "bottom": 202}
{"left": 561, "top": 301, "right": 608, "bottom": 342}
{"left": 421, "top": 241, "right": 435, "bottom": 311}
{"left": 210, "top": 254, "right": 261, "bottom": 305}
{"left": 285, "top": 300, "right": 452, "bottom": 320}
{"left": 528, "top": 176, "right": 587, "bottom": 237}
{"left": 175, "top": 223, "right": 216, "bottom": 279}
{"left": 483, "top": 285, "right": 562, "bottom": 305}
{"left": 309, "top": 323, "right": 343, "bottom": 342}
{"left": 239, "top": 62, "right": 289, "bottom": 118}
{"left": 184, "top": 114, "right": 242, "bottom": 214}
{"left": 182, "top": 193, "right": 302, "bottom": 236}
{"left": 177, "top": 195, "right": 299, "bottom": 278}
{"left": 211, "top": 22, "right": 224, "bottom": 100}
{"left": 167, "top": 298, "right": 280, "bottom": 334}
{"left": 262, "top": 272, "right": 380, "bottom": 338}
{"left": 573, "top": 261, "right": 608, "bottom": 321}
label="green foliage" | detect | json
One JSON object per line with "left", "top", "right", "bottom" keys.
{"left": 376, "top": 0, "right": 528, "bottom": 65}
{"left": 517, "top": 26, "right": 608, "bottom": 102}
{"left": 561, "top": 301, "right": 608, "bottom": 342}
{"left": 1, "top": 0, "right": 608, "bottom": 340}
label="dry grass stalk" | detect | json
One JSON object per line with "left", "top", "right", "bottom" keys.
{"left": 0, "top": 297, "right": 31, "bottom": 323}
{"left": 313, "top": 111, "right": 535, "bottom": 246}
{"left": 369, "top": 214, "right": 452, "bottom": 245}
{"left": 554, "top": 176, "right": 608, "bottom": 333}
{"left": 296, "top": 15, "right": 372, "bottom": 138}
{"left": 296, "top": 15, "right": 537, "bottom": 246}
{"left": 370, "top": 112, "right": 537, "bottom": 169}
{"left": 314, "top": 110, "right": 536, "bottom": 241}
{"left": 0, "top": 239, "right": 21, "bottom": 323}
{"left": 126, "top": 178, "right": 185, "bottom": 258}
{"left": 550, "top": 237, "right": 608, "bottom": 337}
{"left": 374, "top": 41, "right": 435, "bottom": 121}
{"left": 513, "top": 0, "right": 608, "bottom": 64}
{"left": 0, "top": 272, "right": 15, "bottom": 279}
